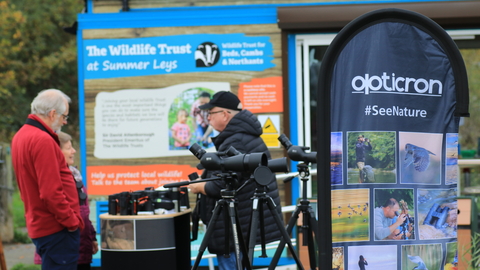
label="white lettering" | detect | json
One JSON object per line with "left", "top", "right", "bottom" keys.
{"left": 371, "top": 105, "right": 427, "bottom": 117}
{"left": 157, "top": 43, "right": 192, "bottom": 54}
{"left": 352, "top": 72, "right": 443, "bottom": 96}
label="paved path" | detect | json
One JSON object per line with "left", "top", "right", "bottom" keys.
{"left": 3, "top": 243, "right": 36, "bottom": 270}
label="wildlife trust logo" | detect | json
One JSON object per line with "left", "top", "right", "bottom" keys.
{"left": 195, "top": 42, "right": 220, "bottom": 67}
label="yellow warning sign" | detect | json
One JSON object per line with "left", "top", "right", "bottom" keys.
{"left": 262, "top": 117, "right": 278, "bottom": 134}
{"left": 261, "top": 134, "right": 280, "bottom": 147}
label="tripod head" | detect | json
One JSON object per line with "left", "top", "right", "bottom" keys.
{"left": 278, "top": 134, "right": 316, "bottom": 183}
{"left": 278, "top": 134, "right": 317, "bottom": 164}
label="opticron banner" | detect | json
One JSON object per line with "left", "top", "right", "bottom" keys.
{"left": 317, "top": 9, "right": 469, "bottom": 270}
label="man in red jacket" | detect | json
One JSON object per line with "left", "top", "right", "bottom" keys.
{"left": 12, "top": 89, "right": 85, "bottom": 270}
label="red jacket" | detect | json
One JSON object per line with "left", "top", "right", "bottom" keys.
{"left": 12, "top": 114, "right": 84, "bottom": 239}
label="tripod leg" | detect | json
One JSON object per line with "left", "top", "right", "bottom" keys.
{"left": 269, "top": 206, "right": 302, "bottom": 270}
{"left": 224, "top": 203, "right": 231, "bottom": 257}
{"left": 247, "top": 198, "right": 260, "bottom": 265}
{"left": 305, "top": 207, "right": 319, "bottom": 269}
{"left": 307, "top": 207, "right": 319, "bottom": 237}
{"left": 192, "top": 200, "right": 224, "bottom": 270}
{"left": 258, "top": 201, "right": 267, "bottom": 258}
{"left": 228, "top": 200, "right": 252, "bottom": 270}
{"left": 265, "top": 197, "right": 305, "bottom": 270}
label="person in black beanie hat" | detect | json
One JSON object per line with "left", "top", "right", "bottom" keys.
{"left": 190, "top": 91, "right": 283, "bottom": 270}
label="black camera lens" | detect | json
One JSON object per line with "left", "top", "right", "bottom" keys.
{"left": 189, "top": 143, "right": 206, "bottom": 159}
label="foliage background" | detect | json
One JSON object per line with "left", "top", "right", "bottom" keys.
{"left": 0, "top": 0, "right": 83, "bottom": 141}
{"left": 459, "top": 49, "right": 480, "bottom": 151}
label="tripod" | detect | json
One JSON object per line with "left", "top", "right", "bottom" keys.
{"left": 269, "top": 162, "right": 319, "bottom": 270}
{"left": 246, "top": 176, "right": 305, "bottom": 270}
{"left": 191, "top": 173, "right": 252, "bottom": 270}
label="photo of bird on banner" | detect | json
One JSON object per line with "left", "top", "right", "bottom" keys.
{"left": 404, "top": 143, "right": 436, "bottom": 172}
{"left": 402, "top": 244, "right": 442, "bottom": 270}
{"left": 399, "top": 132, "right": 442, "bottom": 184}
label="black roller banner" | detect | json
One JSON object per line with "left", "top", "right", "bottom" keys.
{"left": 317, "top": 8, "right": 469, "bottom": 270}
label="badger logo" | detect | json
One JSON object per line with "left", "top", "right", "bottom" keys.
{"left": 195, "top": 42, "right": 220, "bottom": 67}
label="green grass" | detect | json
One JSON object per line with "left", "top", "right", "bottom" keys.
{"left": 12, "top": 189, "right": 26, "bottom": 227}
{"left": 12, "top": 189, "right": 31, "bottom": 243}
{"left": 463, "top": 232, "right": 480, "bottom": 270}
{"left": 11, "top": 263, "right": 41, "bottom": 270}
{"left": 11, "top": 190, "right": 37, "bottom": 269}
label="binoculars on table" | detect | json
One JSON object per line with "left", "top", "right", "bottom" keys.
{"left": 108, "top": 186, "right": 189, "bottom": 215}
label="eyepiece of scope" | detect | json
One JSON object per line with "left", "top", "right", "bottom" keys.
{"left": 225, "top": 146, "right": 242, "bottom": 157}
{"left": 189, "top": 143, "right": 206, "bottom": 160}
{"left": 278, "top": 134, "right": 293, "bottom": 150}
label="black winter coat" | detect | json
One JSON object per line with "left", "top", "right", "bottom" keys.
{"left": 201, "top": 110, "right": 283, "bottom": 255}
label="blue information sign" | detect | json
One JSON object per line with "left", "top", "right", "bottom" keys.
{"left": 82, "top": 33, "right": 275, "bottom": 79}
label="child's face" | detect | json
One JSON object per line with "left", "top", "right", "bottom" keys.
{"left": 199, "top": 97, "right": 210, "bottom": 105}
{"left": 178, "top": 111, "right": 187, "bottom": 123}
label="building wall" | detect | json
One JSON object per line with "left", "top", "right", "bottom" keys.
{"left": 91, "top": 0, "right": 359, "bottom": 13}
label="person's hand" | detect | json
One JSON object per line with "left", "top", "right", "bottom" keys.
{"left": 392, "top": 229, "right": 411, "bottom": 240}
{"left": 190, "top": 182, "right": 206, "bottom": 195}
{"left": 394, "top": 214, "right": 407, "bottom": 227}
{"left": 92, "top": 241, "right": 99, "bottom": 254}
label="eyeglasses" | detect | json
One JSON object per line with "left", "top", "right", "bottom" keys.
{"left": 207, "top": 110, "right": 224, "bottom": 116}
{"left": 61, "top": 114, "right": 69, "bottom": 120}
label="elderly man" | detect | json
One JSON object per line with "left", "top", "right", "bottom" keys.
{"left": 374, "top": 198, "right": 407, "bottom": 240}
{"left": 189, "top": 91, "right": 282, "bottom": 270}
{"left": 12, "top": 89, "right": 84, "bottom": 270}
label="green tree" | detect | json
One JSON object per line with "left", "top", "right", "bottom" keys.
{"left": 0, "top": 0, "right": 83, "bottom": 141}
{"left": 459, "top": 49, "right": 480, "bottom": 151}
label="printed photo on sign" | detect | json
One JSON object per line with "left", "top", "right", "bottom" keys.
{"left": 101, "top": 219, "right": 134, "bottom": 250}
{"left": 445, "top": 133, "right": 459, "bottom": 185}
{"left": 331, "top": 132, "right": 343, "bottom": 185}
{"left": 347, "top": 131, "right": 396, "bottom": 184}
{"left": 399, "top": 132, "right": 443, "bottom": 185}
{"left": 347, "top": 245, "right": 397, "bottom": 270}
{"left": 332, "top": 247, "right": 344, "bottom": 270}
{"left": 417, "top": 188, "right": 457, "bottom": 240}
{"left": 332, "top": 189, "right": 370, "bottom": 243}
{"left": 374, "top": 188, "right": 415, "bottom": 241}
{"left": 445, "top": 242, "right": 458, "bottom": 269}
{"left": 169, "top": 88, "right": 217, "bottom": 150}
{"left": 93, "top": 82, "right": 229, "bottom": 159}
{"left": 401, "top": 243, "right": 443, "bottom": 270}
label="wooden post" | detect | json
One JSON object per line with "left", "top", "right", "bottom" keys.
{"left": 0, "top": 234, "right": 7, "bottom": 270}
{"left": 0, "top": 143, "right": 14, "bottom": 243}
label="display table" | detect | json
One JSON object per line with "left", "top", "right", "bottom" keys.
{"left": 100, "top": 210, "right": 191, "bottom": 270}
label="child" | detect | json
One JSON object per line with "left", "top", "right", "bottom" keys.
{"left": 171, "top": 109, "right": 192, "bottom": 149}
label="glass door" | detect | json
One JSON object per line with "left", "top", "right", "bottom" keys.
{"left": 295, "top": 34, "right": 336, "bottom": 198}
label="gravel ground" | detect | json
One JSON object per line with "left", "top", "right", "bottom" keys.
{"left": 3, "top": 242, "right": 36, "bottom": 270}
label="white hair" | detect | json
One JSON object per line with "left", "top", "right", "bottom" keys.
{"left": 31, "top": 89, "right": 71, "bottom": 116}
